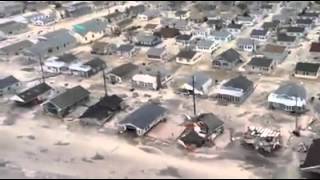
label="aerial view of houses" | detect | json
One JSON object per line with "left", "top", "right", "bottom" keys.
{"left": 1, "top": 1, "right": 320, "bottom": 179}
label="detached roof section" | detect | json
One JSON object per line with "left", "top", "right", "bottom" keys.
{"left": 15, "top": 83, "right": 52, "bottom": 103}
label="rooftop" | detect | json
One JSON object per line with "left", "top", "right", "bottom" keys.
{"left": 247, "top": 57, "right": 274, "bottom": 67}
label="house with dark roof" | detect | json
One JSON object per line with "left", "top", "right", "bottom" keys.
{"left": 106, "top": 63, "right": 139, "bottom": 84}
{"left": 156, "top": 27, "right": 180, "bottom": 39}
{"left": 206, "top": 19, "right": 225, "bottom": 31}
{"left": 43, "top": 86, "right": 90, "bottom": 118}
{"left": 295, "top": 18, "right": 314, "bottom": 29}
{"left": 117, "top": 44, "right": 137, "bottom": 57}
{"left": 91, "top": 42, "right": 117, "bottom": 55}
{"left": 226, "top": 23, "right": 243, "bottom": 35}
{"left": 0, "top": 40, "right": 34, "bottom": 57}
{"left": 0, "top": 76, "right": 20, "bottom": 96}
{"left": 175, "top": 34, "right": 193, "bottom": 47}
{"left": 118, "top": 103, "right": 168, "bottom": 136}
{"left": 245, "top": 56, "right": 276, "bottom": 74}
{"left": 44, "top": 53, "right": 79, "bottom": 74}
{"left": 298, "top": 12, "right": 320, "bottom": 22}
{"left": 176, "top": 49, "right": 201, "bottom": 65}
{"left": 72, "top": 18, "right": 112, "bottom": 44}
{"left": 23, "top": 29, "right": 78, "bottom": 59}
{"left": 69, "top": 57, "right": 106, "bottom": 78}
{"left": 179, "top": 72, "right": 213, "bottom": 96}
{"left": 262, "top": 44, "right": 288, "bottom": 64}
{"left": 11, "top": 83, "right": 53, "bottom": 106}
{"left": 294, "top": 62, "right": 320, "bottom": 79}
{"left": 160, "top": 18, "right": 189, "bottom": 31}
{"left": 285, "top": 26, "right": 306, "bottom": 37}
{"left": 80, "top": 95, "right": 124, "bottom": 126}
{"left": 268, "top": 82, "right": 307, "bottom": 113}
{"left": 0, "top": 21, "right": 28, "bottom": 36}
{"left": 104, "top": 11, "right": 127, "bottom": 24}
{"left": 134, "top": 33, "right": 162, "bottom": 47}
{"left": 146, "top": 47, "right": 168, "bottom": 61}
{"left": 309, "top": 42, "right": 320, "bottom": 56}
{"left": 300, "top": 139, "right": 320, "bottom": 174}
{"left": 64, "top": 1, "right": 93, "bottom": 18}
{"left": 126, "top": 4, "right": 145, "bottom": 18}
{"left": 250, "top": 29, "right": 270, "bottom": 41}
{"left": 216, "top": 75, "right": 254, "bottom": 104}
{"left": 132, "top": 66, "right": 172, "bottom": 90}
{"left": 212, "top": 48, "right": 243, "bottom": 70}
{"left": 262, "top": 20, "right": 280, "bottom": 32}
{"left": 276, "top": 33, "right": 297, "bottom": 48}
{"left": 237, "top": 38, "right": 256, "bottom": 52}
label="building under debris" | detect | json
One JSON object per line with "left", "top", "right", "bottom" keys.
{"left": 242, "top": 126, "right": 281, "bottom": 153}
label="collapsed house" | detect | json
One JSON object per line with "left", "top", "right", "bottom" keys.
{"left": 242, "top": 126, "right": 281, "bottom": 153}
{"left": 178, "top": 113, "right": 224, "bottom": 150}
{"left": 80, "top": 95, "right": 124, "bottom": 126}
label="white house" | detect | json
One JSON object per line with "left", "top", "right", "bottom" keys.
{"left": 268, "top": 83, "right": 307, "bottom": 113}
{"left": 195, "top": 39, "right": 219, "bottom": 53}
{"left": 72, "top": 18, "right": 112, "bottom": 44}
{"left": 137, "top": 10, "right": 160, "bottom": 21}
{"left": 237, "top": 38, "right": 256, "bottom": 52}
{"left": 210, "top": 30, "right": 233, "bottom": 43}
{"left": 180, "top": 72, "right": 213, "bottom": 96}
{"left": 44, "top": 53, "right": 78, "bottom": 74}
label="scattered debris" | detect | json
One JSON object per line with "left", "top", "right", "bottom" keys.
{"left": 54, "top": 141, "right": 70, "bottom": 146}
{"left": 91, "top": 153, "right": 105, "bottom": 160}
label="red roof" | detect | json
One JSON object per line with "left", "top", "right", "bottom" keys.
{"left": 310, "top": 42, "right": 320, "bottom": 52}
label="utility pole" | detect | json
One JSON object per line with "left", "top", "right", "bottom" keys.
{"left": 102, "top": 69, "right": 108, "bottom": 96}
{"left": 293, "top": 96, "right": 300, "bottom": 137}
{"left": 39, "top": 54, "right": 45, "bottom": 83}
{"left": 192, "top": 75, "right": 197, "bottom": 117}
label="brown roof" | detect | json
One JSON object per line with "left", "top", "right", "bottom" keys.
{"left": 158, "top": 27, "right": 180, "bottom": 38}
{"left": 310, "top": 42, "right": 320, "bottom": 53}
{"left": 263, "top": 44, "right": 286, "bottom": 53}
{"left": 144, "top": 24, "right": 158, "bottom": 30}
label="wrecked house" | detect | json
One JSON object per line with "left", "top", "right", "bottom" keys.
{"left": 43, "top": 86, "right": 90, "bottom": 118}
{"left": 11, "top": 83, "right": 53, "bottom": 106}
{"left": 242, "top": 126, "right": 281, "bottom": 153}
{"left": 118, "top": 103, "right": 168, "bottom": 136}
{"left": 80, "top": 95, "right": 124, "bottom": 126}
{"left": 178, "top": 113, "right": 224, "bottom": 150}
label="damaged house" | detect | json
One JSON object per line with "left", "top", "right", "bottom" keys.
{"left": 106, "top": 63, "right": 139, "bottom": 84}
{"left": 179, "top": 72, "right": 213, "bottom": 96}
{"left": 178, "top": 113, "right": 224, "bottom": 150}
{"left": 80, "top": 95, "right": 124, "bottom": 126}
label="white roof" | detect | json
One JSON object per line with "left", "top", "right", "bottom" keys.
{"left": 268, "top": 93, "right": 306, "bottom": 107}
{"left": 217, "top": 87, "right": 244, "bottom": 97}
{"left": 69, "top": 62, "right": 91, "bottom": 72}
{"left": 132, "top": 74, "right": 156, "bottom": 84}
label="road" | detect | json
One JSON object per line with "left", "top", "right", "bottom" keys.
{"left": 0, "top": 1, "right": 140, "bottom": 49}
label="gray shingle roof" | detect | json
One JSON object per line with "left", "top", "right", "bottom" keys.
{"left": 0, "top": 76, "right": 19, "bottom": 89}
{"left": 17, "top": 83, "right": 52, "bottom": 103}
{"left": 186, "top": 72, "right": 211, "bottom": 90}
{"left": 109, "top": 63, "right": 139, "bottom": 78}
{"left": 49, "top": 86, "right": 90, "bottom": 109}
{"left": 277, "top": 33, "right": 296, "bottom": 42}
{"left": 147, "top": 47, "right": 165, "bottom": 57}
{"left": 247, "top": 57, "right": 274, "bottom": 67}
{"left": 286, "top": 26, "right": 305, "bottom": 33}
{"left": 119, "top": 103, "right": 167, "bottom": 130}
{"left": 0, "top": 21, "right": 28, "bottom": 35}
{"left": 177, "top": 49, "right": 197, "bottom": 59}
{"left": 117, "top": 44, "right": 135, "bottom": 52}
{"left": 211, "top": 30, "right": 231, "bottom": 38}
{"left": 223, "top": 75, "right": 253, "bottom": 92}
{"left": 250, "top": 29, "right": 268, "bottom": 36}
{"left": 0, "top": 40, "right": 33, "bottom": 55}
{"left": 274, "top": 82, "right": 306, "bottom": 99}
{"left": 218, "top": 48, "right": 241, "bottom": 63}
